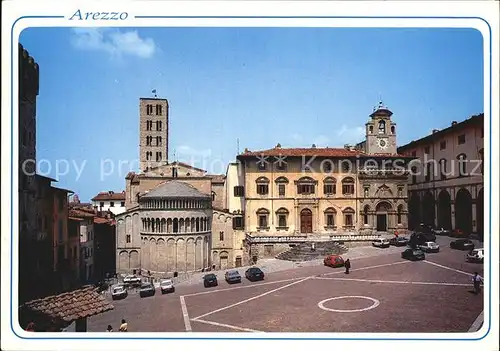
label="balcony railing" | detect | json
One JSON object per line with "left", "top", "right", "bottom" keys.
{"left": 245, "top": 233, "right": 308, "bottom": 244}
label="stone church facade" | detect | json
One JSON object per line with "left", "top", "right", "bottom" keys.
{"left": 116, "top": 97, "right": 238, "bottom": 274}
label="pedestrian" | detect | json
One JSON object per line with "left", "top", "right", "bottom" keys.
{"left": 395, "top": 231, "right": 399, "bottom": 238}
{"left": 472, "top": 272, "right": 482, "bottom": 294}
{"left": 344, "top": 259, "right": 351, "bottom": 274}
{"left": 119, "top": 319, "right": 128, "bottom": 332}
{"left": 106, "top": 325, "right": 113, "bottom": 332}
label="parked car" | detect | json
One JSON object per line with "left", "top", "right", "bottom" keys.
{"left": 390, "top": 237, "right": 409, "bottom": 247}
{"left": 432, "top": 227, "right": 451, "bottom": 236}
{"left": 123, "top": 275, "right": 141, "bottom": 287}
{"left": 139, "top": 282, "right": 156, "bottom": 298}
{"left": 225, "top": 270, "right": 242, "bottom": 284}
{"left": 409, "top": 232, "right": 436, "bottom": 247}
{"left": 372, "top": 238, "right": 390, "bottom": 248}
{"left": 450, "top": 239, "right": 475, "bottom": 251}
{"left": 160, "top": 279, "right": 175, "bottom": 294}
{"left": 323, "top": 254, "right": 345, "bottom": 268}
{"left": 111, "top": 285, "right": 128, "bottom": 300}
{"left": 245, "top": 267, "right": 265, "bottom": 281}
{"left": 418, "top": 241, "right": 440, "bottom": 253}
{"left": 203, "top": 273, "right": 218, "bottom": 288}
{"left": 466, "top": 248, "right": 484, "bottom": 263}
{"left": 401, "top": 248, "right": 425, "bottom": 261}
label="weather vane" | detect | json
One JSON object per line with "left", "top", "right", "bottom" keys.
{"left": 152, "top": 89, "right": 158, "bottom": 98}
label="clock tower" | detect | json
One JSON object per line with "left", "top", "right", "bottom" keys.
{"left": 365, "top": 101, "right": 397, "bottom": 154}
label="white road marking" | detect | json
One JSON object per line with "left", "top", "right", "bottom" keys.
{"left": 183, "top": 277, "right": 304, "bottom": 298}
{"left": 192, "top": 318, "right": 264, "bottom": 333}
{"left": 318, "top": 296, "right": 380, "bottom": 313}
{"left": 423, "top": 260, "right": 481, "bottom": 277}
{"left": 322, "top": 260, "right": 410, "bottom": 276}
{"left": 191, "top": 277, "right": 311, "bottom": 320}
{"left": 313, "top": 276, "right": 472, "bottom": 287}
{"left": 468, "top": 310, "right": 484, "bottom": 332}
{"left": 179, "top": 296, "right": 192, "bottom": 332}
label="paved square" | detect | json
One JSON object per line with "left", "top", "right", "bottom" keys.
{"left": 182, "top": 255, "right": 484, "bottom": 333}
{"left": 88, "top": 246, "right": 484, "bottom": 333}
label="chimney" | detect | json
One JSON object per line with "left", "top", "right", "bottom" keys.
{"left": 344, "top": 144, "right": 352, "bottom": 150}
{"left": 311, "top": 144, "right": 316, "bottom": 148}
{"left": 451, "top": 121, "right": 458, "bottom": 126}
{"left": 432, "top": 129, "right": 439, "bottom": 134}
{"left": 276, "top": 143, "right": 281, "bottom": 148}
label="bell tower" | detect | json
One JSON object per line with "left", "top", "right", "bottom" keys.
{"left": 139, "top": 97, "right": 169, "bottom": 172}
{"left": 365, "top": 101, "right": 397, "bottom": 154}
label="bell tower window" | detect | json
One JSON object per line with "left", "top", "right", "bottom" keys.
{"left": 378, "top": 120, "right": 386, "bottom": 134}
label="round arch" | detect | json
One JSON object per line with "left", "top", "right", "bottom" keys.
{"left": 455, "top": 188, "right": 473, "bottom": 234}
{"left": 422, "top": 191, "right": 435, "bottom": 227}
{"left": 437, "top": 190, "right": 452, "bottom": 229}
{"left": 300, "top": 208, "right": 313, "bottom": 234}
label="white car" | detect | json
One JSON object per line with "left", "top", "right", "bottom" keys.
{"left": 111, "top": 285, "right": 128, "bottom": 300}
{"left": 372, "top": 238, "right": 390, "bottom": 248}
{"left": 160, "top": 279, "right": 175, "bottom": 294}
{"left": 466, "top": 248, "right": 484, "bottom": 263}
{"left": 418, "top": 241, "right": 440, "bottom": 253}
{"left": 123, "top": 275, "right": 141, "bottom": 286}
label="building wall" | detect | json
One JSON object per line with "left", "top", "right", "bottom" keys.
{"left": 139, "top": 98, "right": 169, "bottom": 171}
{"left": 126, "top": 176, "right": 212, "bottom": 208}
{"left": 211, "top": 182, "right": 225, "bottom": 210}
{"left": 79, "top": 218, "right": 94, "bottom": 282}
{"left": 225, "top": 162, "right": 245, "bottom": 214}
{"left": 211, "top": 210, "right": 235, "bottom": 270}
{"left": 92, "top": 200, "right": 127, "bottom": 215}
{"left": 398, "top": 115, "right": 484, "bottom": 238}
{"left": 242, "top": 157, "right": 365, "bottom": 234}
{"left": 116, "top": 206, "right": 213, "bottom": 274}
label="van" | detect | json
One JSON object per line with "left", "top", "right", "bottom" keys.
{"left": 372, "top": 238, "right": 390, "bottom": 248}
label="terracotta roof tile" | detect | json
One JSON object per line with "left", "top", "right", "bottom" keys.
{"left": 94, "top": 217, "right": 114, "bottom": 225}
{"left": 208, "top": 174, "right": 226, "bottom": 183}
{"left": 21, "top": 286, "right": 114, "bottom": 323}
{"left": 238, "top": 147, "right": 408, "bottom": 158}
{"left": 69, "top": 209, "right": 96, "bottom": 218}
{"left": 91, "top": 191, "right": 126, "bottom": 201}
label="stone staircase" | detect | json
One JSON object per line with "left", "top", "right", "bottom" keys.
{"left": 275, "top": 241, "right": 348, "bottom": 262}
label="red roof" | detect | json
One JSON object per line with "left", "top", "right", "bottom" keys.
{"left": 69, "top": 209, "right": 96, "bottom": 218}
{"left": 91, "top": 191, "right": 126, "bottom": 201}
{"left": 238, "top": 147, "right": 407, "bottom": 158}
{"left": 21, "top": 286, "right": 114, "bottom": 323}
{"left": 94, "top": 217, "right": 114, "bottom": 225}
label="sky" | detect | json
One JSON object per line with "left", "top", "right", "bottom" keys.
{"left": 19, "top": 27, "right": 484, "bottom": 202}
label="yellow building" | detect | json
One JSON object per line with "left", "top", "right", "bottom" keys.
{"left": 234, "top": 103, "right": 413, "bottom": 262}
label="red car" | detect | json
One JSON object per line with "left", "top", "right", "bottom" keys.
{"left": 323, "top": 255, "right": 345, "bottom": 268}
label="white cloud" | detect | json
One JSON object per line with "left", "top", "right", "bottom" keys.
{"left": 312, "top": 135, "right": 331, "bottom": 147}
{"left": 335, "top": 125, "right": 365, "bottom": 144}
{"left": 71, "top": 28, "right": 156, "bottom": 59}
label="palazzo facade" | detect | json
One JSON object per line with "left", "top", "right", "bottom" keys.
{"left": 398, "top": 113, "right": 484, "bottom": 240}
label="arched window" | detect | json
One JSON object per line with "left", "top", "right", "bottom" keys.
{"left": 363, "top": 205, "right": 370, "bottom": 225}
{"left": 256, "top": 177, "right": 270, "bottom": 195}
{"left": 296, "top": 177, "right": 316, "bottom": 195}
{"left": 457, "top": 154, "right": 467, "bottom": 177}
{"left": 173, "top": 218, "right": 179, "bottom": 233}
{"left": 275, "top": 177, "right": 289, "bottom": 197}
{"left": 378, "top": 120, "right": 386, "bottom": 134}
{"left": 342, "top": 207, "right": 355, "bottom": 228}
{"left": 397, "top": 205, "right": 404, "bottom": 224}
{"left": 342, "top": 177, "right": 355, "bottom": 195}
{"left": 324, "top": 207, "right": 336, "bottom": 228}
{"left": 323, "top": 177, "right": 336, "bottom": 195}
{"left": 275, "top": 208, "right": 289, "bottom": 228}
{"left": 212, "top": 191, "right": 216, "bottom": 201}
{"left": 391, "top": 125, "right": 396, "bottom": 134}
{"left": 369, "top": 125, "right": 373, "bottom": 134}
{"left": 256, "top": 208, "right": 270, "bottom": 229}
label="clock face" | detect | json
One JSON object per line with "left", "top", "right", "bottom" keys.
{"left": 378, "top": 138, "right": 388, "bottom": 149}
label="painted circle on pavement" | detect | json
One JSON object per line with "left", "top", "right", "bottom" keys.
{"left": 317, "top": 296, "right": 380, "bottom": 313}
